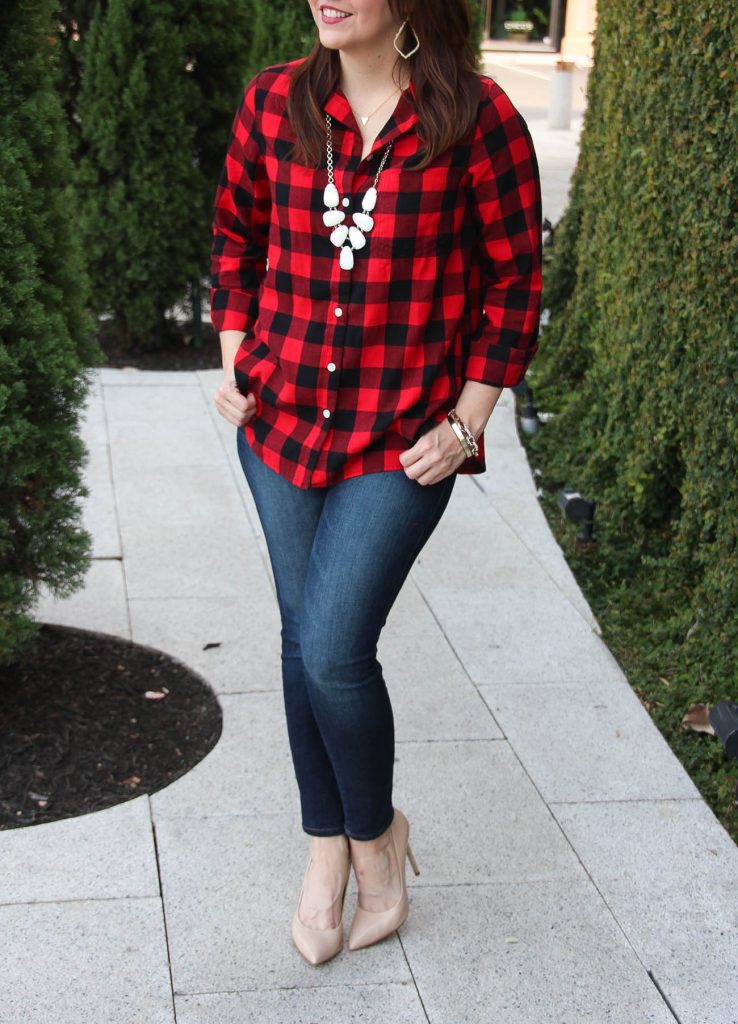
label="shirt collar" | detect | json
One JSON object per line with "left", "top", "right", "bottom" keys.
{"left": 323, "top": 75, "right": 418, "bottom": 152}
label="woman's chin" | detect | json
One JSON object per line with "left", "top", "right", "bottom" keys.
{"left": 318, "top": 31, "right": 351, "bottom": 50}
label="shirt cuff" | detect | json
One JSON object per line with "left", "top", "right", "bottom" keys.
{"left": 464, "top": 335, "right": 540, "bottom": 389}
{"left": 208, "top": 287, "right": 259, "bottom": 335}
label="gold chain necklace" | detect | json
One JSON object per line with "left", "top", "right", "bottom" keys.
{"left": 349, "top": 85, "right": 401, "bottom": 126}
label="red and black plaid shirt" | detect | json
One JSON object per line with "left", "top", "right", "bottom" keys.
{"left": 210, "top": 58, "right": 542, "bottom": 489}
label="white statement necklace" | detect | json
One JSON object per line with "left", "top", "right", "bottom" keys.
{"left": 322, "top": 112, "right": 394, "bottom": 270}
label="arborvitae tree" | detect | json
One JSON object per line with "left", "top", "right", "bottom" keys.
{"left": 56, "top": 0, "right": 100, "bottom": 159}
{"left": 0, "top": 0, "right": 103, "bottom": 666}
{"left": 61, "top": 1, "right": 253, "bottom": 339}
{"left": 177, "top": 0, "right": 257, "bottom": 330}
{"left": 179, "top": 0, "right": 255, "bottom": 195}
{"left": 76, "top": 0, "right": 202, "bottom": 344}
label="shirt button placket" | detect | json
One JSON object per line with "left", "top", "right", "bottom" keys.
{"left": 325, "top": 156, "right": 354, "bottom": 432}
{"left": 323, "top": 305, "right": 344, "bottom": 424}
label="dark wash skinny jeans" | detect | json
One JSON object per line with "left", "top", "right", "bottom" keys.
{"left": 236, "top": 425, "right": 456, "bottom": 840}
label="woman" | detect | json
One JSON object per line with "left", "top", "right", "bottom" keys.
{"left": 210, "top": 0, "right": 542, "bottom": 965}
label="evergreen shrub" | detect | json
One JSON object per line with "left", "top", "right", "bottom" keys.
{"left": 75, "top": 0, "right": 202, "bottom": 344}
{"left": 0, "top": 0, "right": 103, "bottom": 666}
{"left": 66, "top": 1, "right": 254, "bottom": 344}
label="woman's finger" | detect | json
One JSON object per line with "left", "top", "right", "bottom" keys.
{"left": 213, "top": 384, "right": 257, "bottom": 426}
{"left": 399, "top": 430, "right": 434, "bottom": 468}
{"left": 228, "top": 394, "right": 257, "bottom": 424}
{"left": 405, "top": 438, "right": 467, "bottom": 485}
{"left": 403, "top": 450, "right": 442, "bottom": 485}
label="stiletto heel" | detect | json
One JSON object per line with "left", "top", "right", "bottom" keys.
{"left": 291, "top": 851, "right": 350, "bottom": 965}
{"left": 406, "top": 842, "right": 420, "bottom": 876}
{"left": 348, "top": 807, "right": 417, "bottom": 951}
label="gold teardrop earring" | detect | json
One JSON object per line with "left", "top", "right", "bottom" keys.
{"left": 393, "top": 18, "right": 420, "bottom": 59}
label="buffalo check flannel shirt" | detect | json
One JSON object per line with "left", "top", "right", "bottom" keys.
{"left": 209, "top": 58, "right": 543, "bottom": 489}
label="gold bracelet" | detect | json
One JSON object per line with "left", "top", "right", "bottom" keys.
{"left": 449, "top": 418, "right": 472, "bottom": 457}
{"left": 447, "top": 409, "right": 479, "bottom": 458}
{"left": 454, "top": 411, "right": 479, "bottom": 456}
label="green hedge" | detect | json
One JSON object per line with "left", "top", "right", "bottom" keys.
{"left": 524, "top": 0, "right": 738, "bottom": 838}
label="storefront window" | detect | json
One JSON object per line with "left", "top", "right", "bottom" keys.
{"left": 480, "top": 0, "right": 566, "bottom": 49}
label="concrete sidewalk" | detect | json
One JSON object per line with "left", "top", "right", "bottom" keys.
{"left": 3, "top": 77, "right": 736, "bottom": 1024}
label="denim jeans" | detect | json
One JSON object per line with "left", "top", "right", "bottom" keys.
{"left": 235, "top": 426, "right": 457, "bottom": 840}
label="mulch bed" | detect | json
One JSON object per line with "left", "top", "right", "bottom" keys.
{"left": 97, "top": 322, "right": 222, "bottom": 371}
{"left": 1, "top": 333, "right": 225, "bottom": 832}
{"left": 0, "top": 624, "right": 223, "bottom": 830}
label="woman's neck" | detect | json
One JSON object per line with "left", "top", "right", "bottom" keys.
{"left": 337, "top": 50, "right": 410, "bottom": 105}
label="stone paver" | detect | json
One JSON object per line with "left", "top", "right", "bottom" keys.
{"left": 0, "top": 898, "right": 175, "bottom": 1024}
{"left": 0, "top": 797, "right": 158, "bottom": 905}
{"left": 175, "top": 983, "right": 427, "bottom": 1024}
{"left": 399, "top": 881, "right": 677, "bottom": 1024}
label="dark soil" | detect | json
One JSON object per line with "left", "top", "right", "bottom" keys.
{"left": 0, "top": 623, "right": 223, "bottom": 830}
{"left": 97, "top": 321, "right": 222, "bottom": 371}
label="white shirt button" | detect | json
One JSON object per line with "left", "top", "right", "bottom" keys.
{"left": 334, "top": 307, "right": 343, "bottom": 317}
{"left": 323, "top": 409, "right": 331, "bottom": 418}
{"left": 327, "top": 361, "right": 336, "bottom": 372}
{"left": 342, "top": 197, "right": 350, "bottom": 207}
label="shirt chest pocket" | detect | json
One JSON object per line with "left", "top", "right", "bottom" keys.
{"left": 361, "top": 166, "right": 458, "bottom": 262}
{"left": 369, "top": 229, "right": 450, "bottom": 261}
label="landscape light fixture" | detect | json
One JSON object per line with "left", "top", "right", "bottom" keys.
{"left": 709, "top": 701, "right": 738, "bottom": 761}
{"left": 512, "top": 379, "right": 540, "bottom": 436}
{"left": 556, "top": 488, "right": 596, "bottom": 544}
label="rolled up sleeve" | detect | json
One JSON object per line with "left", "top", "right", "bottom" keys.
{"left": 464, "top": 86, "right": 543, "bottom": 388}
{"left": 209, "top": 72, "right": 271, "bottom": 335}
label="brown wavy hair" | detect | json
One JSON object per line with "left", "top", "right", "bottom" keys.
{"left": 286, "top": 0, "right": 483, "bottom": 171}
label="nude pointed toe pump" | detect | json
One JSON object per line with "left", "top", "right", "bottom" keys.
{"left": 348, "top": 807, "right": 420, "bottom": 952}
{"left": 291, "top": 855, "right": 350, "bottom": 966}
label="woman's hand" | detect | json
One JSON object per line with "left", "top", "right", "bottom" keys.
{"left": 398, "top": 417, "right": 469, "bottom": 485}
{"left": 213, "top": 373, "right": 258, "bottom": 427}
